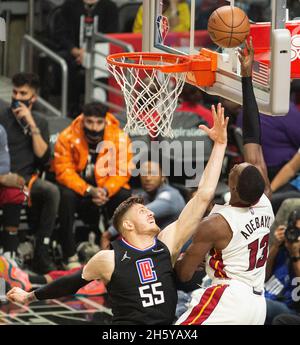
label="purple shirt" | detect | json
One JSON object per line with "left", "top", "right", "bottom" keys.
{"left": 237, "top": 102, "right": 300, "bottom": 167}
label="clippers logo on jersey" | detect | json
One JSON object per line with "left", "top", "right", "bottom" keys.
{"left": 136, "top": 258, "right": 157, "bottom": 284}
{"left": 291, "top": 35, "right": 300, "bottom": 62}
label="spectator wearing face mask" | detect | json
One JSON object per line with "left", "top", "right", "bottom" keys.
{"left": 0, "top": 73, "right": 60, "bottom": 274}
{"left": 53, "top": 102, "right": 133, "bottom": 269}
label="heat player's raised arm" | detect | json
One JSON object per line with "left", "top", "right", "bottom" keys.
{"left": 238, "top": 37, "right": 271, "bottom": 199}
{"left": 158, "top": 104, "right": 228, "bottom": 265}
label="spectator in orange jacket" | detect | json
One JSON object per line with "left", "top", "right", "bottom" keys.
{"left": 53, "top": 102, "right": 133, "bottom": 268}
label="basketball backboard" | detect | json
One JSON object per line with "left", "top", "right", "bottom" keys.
{"left": 142, "top": 0, "right": 300, "bottom": 115}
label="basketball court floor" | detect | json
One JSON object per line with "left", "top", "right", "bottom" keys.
{"left": 0, "top": 294, "right": 112, "bottom": 325}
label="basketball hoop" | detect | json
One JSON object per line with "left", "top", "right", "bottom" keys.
{"left": 107, "top": 51, "right": 217, "bottom": 138}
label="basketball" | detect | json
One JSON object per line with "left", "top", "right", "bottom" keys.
{"left": 207, "top": 6, "right": 250, "bottom": 48}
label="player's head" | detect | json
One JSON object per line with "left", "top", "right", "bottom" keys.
{"left": 11, "top": 72, "right": 40, "bottom": 110}
{"left": 112, "top": 196, "right": 159, "bottom": 237}
{"left": 82, "top": 102, "right": 107, "bottom": 144}
{"left": 229, "top": 163, "right": 265, "bottom": 206}
{"left": 140, "top": 159, "right": 166, "bottom": 194}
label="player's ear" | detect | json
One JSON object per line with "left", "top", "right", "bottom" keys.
{"left": 123, "top": 219, "right": 134, "bottom": 231}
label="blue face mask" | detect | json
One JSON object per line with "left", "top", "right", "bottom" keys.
{"left": 11, "top": 97, "right": 32, "bottom": 109}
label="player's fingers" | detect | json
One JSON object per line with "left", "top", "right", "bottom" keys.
{"left": 248, "top": 36, "right": 254, "bottom": 56}
{"left": 245, "top": 38, "right": 250, "bottom": 52}
{"left": 6, "top": 293, "right": 16, "bottom": 302}
{"left": 237, "top": 52, "right": 244, "bottom": 65}
{"left": 219, "top": 105, "right": 224, "bottom": 123}
{"left": 198, "top": 124, "right": 210, "bottom": 134}
{"left": 224, "top": 116, "right": 229, "bottom": 129}
{"left": 7, "top": 287, "right": 17, "bottom": 296}
{"left": 249, "top": 36, "right": 254, "bottom": 50}
{"left": 217, "top": 103, "right": 223, "bottom": 124}
{"left": 211, "top": 104, "right": 218, "bottom": 124}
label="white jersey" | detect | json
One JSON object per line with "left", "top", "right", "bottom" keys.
{"left": 205, "top": 194, "right": 274, "bottom": 291}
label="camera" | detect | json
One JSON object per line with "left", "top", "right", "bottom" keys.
{"left": 285, "top": 209, "right": 300, "bottom": 243}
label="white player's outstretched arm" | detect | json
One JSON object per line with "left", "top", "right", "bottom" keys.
{"left": 158, "top": 104, "right": 228, "bottom": 264}
{"left": 6, "top": 250, "right": 114, "bottom": 305}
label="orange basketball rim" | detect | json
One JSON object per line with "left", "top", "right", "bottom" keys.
{"left": 106, "top": 50, "right": 218, "bottom": 138}
{"left": 107, "top": 50, "right": 218, "bottom": 87}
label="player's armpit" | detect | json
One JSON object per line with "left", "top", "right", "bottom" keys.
{"left": 175, "top": 240, "right": 212, "bottom": 282}
{"left": 175, "top": 214, "right": 232, "bottom": 282}
{"left": 82, "top": 250, "right": 114, "bottom": 284}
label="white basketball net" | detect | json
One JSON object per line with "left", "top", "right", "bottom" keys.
{"left": 107, "top": 55, "right": 187, "bottom": 138}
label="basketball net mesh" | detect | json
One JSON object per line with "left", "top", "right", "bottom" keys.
{"left": 107, "top": 55, "right": 187, "bottom": 138}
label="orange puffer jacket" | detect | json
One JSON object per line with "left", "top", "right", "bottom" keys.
{"left": 53, "top": 113, "right": 133, "bottom": 197}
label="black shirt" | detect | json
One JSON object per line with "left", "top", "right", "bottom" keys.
{"left": 81, "top": 143, "right": 97, "bottom": 186}
{"left": 0, "top": 108, "right": 50, "bottom": 182}
{"left": 57, "top": 0, "right": 119, "bottom": 52}
{"left": 107, "top": 238, "right": 178, "bottom": 325}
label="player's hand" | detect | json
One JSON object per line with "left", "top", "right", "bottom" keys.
{"left": 199, "top": 103, "right": 229, "bottom": 145}
{"left": 273, "top": 225, "right": 286, "bottom": 246}
{"left": 6, "top": 287, "right": 31, "bottom": 305}
{"left": 237, "top": 36, "right": 254, "bottom": 77}
{"left": 0, "top": 173, "right": 25, "bottom": 188}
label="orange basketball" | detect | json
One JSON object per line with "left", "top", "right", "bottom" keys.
{"left": 207, "top": 6, "right": 250, "bottom": 48}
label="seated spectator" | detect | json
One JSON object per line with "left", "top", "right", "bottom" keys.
{"left": 133, "top": 0, "right": 190, "bottom": 33}
{"left": 53, "top": 102, "right": 132, "bottom": 268}
{"left": 270, "top": 149, "right": 300, "bottom": 214}
{"left": 100, "top": 158, "right": 186, "bottom": 249}
{"left": 54, "top": 0, "right": 119, "bottom": 117}
{"left": 0, "top": 124, "right": 27, "bottom": 258}
{"left": 237, "top": 99, "right": 300, "bottom": 182}
{"left": 264, "top": 209, "right": 300, "bottom": 324}
{"left": 177, "top": 83, "right": 213, "bottom": 127}
{"left": 0, "top": 73, "right": 60, "bottom": 274}
{"left": 271, "top": 198, "right": 300, "bottom": 242}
